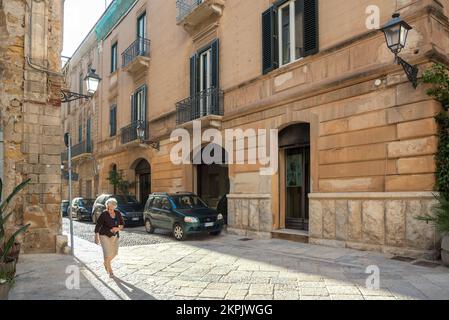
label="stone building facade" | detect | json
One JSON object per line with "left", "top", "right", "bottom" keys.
{"left": 63, "top": 0, "right": 449, "bottom": 258}
{"left": 61, "top": 31, "right": 100, "bottom": 201}
{"left": 0, "top": 0, "right": 64, "bottom": 253}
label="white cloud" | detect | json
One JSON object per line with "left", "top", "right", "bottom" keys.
{"left": 62, "top": 0, "right": 113, "bottom": 57}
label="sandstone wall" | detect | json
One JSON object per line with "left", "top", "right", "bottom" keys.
{"left": 0, "top": 0, "right": 63, "bottom": 253}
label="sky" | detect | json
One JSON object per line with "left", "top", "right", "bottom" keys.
{"left": 62, "top": 0, "right": 114, "bottom": 58}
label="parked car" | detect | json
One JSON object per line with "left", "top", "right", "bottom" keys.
{"left": 144, "top": 192, "right": 224, "bottom": 241}
{"left": 216, "top": 194, "right": 228, "bottom": 225}
{"left": 92, "top": 194, "right": 144, "bottom": 227}
{"left": 60, "top": 200, "right": 70, "bottom": 217}
{"left": 71, "top": 198, "right": 95, "bottom": 221}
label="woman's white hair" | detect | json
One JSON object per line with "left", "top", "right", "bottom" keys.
{"left": 105, "top": 198, "right": 118, "bottom": 208}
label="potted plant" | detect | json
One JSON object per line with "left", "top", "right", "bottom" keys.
{"left": 417, "top": 194, "right": 449, "bottom": 266}
{"left": 0, "top": 270, "right": 14, "bottom": 300}
{"left": 421, "top": 63, "right": 449, "bottom": 111}
{"left": 0, "top": 179, "right": 31, "bottom": 274}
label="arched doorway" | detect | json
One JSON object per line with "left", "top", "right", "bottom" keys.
{"left": 193, "top": 145, "right": 230, "bottom": 210}
{"left": 134, "top": 159, "right": 151, "bottom": 205}
{"left": 279, "top": 123, "right": 311, "bottom": 231}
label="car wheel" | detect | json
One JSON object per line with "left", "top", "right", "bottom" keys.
{"left": 173, "top": 223, "right": 187, "bottom": 241}
{"left": 145, "top": 219, "right": 155, "bottom": 234}
{"left": 77, "top": 211, "right": 82, "bottom": 221}
{"left": 210, "top": 231, "right": 221, "bottom": 236}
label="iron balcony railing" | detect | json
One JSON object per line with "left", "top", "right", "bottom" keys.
{"left": 121, "top": 120, "right": 149, "bottom": 145}
{"left": 121, "top": 37, "right": 151, "bottom": 68}
{"left": 176, "top": 0, "right": 203, "bottom": 22}
{"left": 176, "top": 87, "right": 224, "bottom": 125}
{"left": 61, "top": 140, "right": 93, "bottom": 162}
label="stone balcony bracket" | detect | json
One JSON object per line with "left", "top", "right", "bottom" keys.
{"left": 177, "top": 0, "right": 225, "bottom": 34}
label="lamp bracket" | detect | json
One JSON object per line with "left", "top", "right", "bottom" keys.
{"left": 397, "top": 56, "right": 418, "bottom": 89}
{"left": 61, "top": 90, "right": 92, "bottom": 103}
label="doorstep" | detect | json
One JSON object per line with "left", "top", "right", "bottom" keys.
{"left": 271, "top": 229, "right": 309, "bottom": 244}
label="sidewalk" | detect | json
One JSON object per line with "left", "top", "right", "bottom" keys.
{"left": 10, "top": 234, "right": 449, "bottom": 300}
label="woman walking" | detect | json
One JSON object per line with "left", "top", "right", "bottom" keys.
{"left": 95, "top": 198, "right": 124, "bottom": 278}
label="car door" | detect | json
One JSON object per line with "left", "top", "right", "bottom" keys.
{"left": 144, "top": 196, "right": 153, "bottom": 222}
{"left": 159, "top": 197, "right": 174, "bottom": 229}
{"left": 150, "top": 197, "right": 163, "bottom": 228}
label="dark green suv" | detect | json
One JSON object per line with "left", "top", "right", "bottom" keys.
{"left": 144, "top": 193, "right": 224, "bottom": 241}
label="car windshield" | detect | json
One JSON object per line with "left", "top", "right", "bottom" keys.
{"left": 113, "top": 196, "right": 138, "bottom": 205}
{"left": 172, "top": 195, "right": 207, "bottom": 209}
{"left": 80, "top": 199, "right": 94, "bottom": 207}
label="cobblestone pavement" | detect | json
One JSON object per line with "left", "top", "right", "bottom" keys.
{"left": 11, "top": 231, "right": 449, "bottom": 300}
{"left": 62, "top": 217, "right": 175, "bottom": 247}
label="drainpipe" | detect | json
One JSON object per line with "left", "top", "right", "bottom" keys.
{"left": 25, "top": 0, "right": 63, "bottom": 77}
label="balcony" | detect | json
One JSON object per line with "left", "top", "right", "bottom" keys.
{"left": 61, "top": 140, "right": 93, "bottom": 162}
{"left": 121, "top": 121, "right": 149, "bottom": 145}
{"left": 121, "top": 38, "right": 150, "bottom": 76}
{"left": 176, "top": 87, "right": 224, "bottom": 126}
{"left": 176, "top": 0, "right": 225, "bottom": 34}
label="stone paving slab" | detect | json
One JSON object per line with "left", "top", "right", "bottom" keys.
{"left": 9, "top": 233, "right": 449, "bottom": 300}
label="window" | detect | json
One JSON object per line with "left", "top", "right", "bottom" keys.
{"left": 137, "top": 12, "right": 147, "bottom": 39}
{"left": 78, "top": 124, "right": 83, "bottom": 143}
{"left": 137, "top": 12, "right": 147, "bottom": 55}
{"left": 79, "top": 72, "right": 84, "bottom": 95}
{"left": 111, "top": 42, "right": 118, "bottom": 73}
{"left": 86, "top": 117, "right": 92, "bottom": 150}
{"left": 189, "top": 39, "right": 219, "bottom": 117}
{"left": 131, "top": 85, "right": 147, "bottom": 123}
{"left": 262, "top": 0, "right": 318, "bottom": 74}
{"left": 152, "top": 197, "right": 162, "bottom": 209}
{"left": 278, "top": 0, "right": 304, "bottom": 66}
{"left": 109, "top": 105, "right": 117, "bottom": 137}
{"left": 161, "top": 198, "right": 171, "bottom": 211}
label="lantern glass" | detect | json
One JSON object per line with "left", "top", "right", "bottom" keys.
{"left": 384, "top": 24, "right": 401, "bottom": 51}
{"left": 136, "top": 124, "right": 145, "bottom": 141}
{"left": 84, "top": 69, "right": 101, "bottom": 95}
{"left": 381, "top": 14, "right": 412, "bottom": 55}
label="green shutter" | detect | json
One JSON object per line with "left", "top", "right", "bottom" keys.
{"left": 211, "top": 39, "right": 219, "bottom": 90}
{"left": 262, "top": 6, "right": 278, "bottom": 75}
{"left": 303, "top": 0, "right": 319, "bottom": 57}
{"left": 190, "top": 54, "right": 198, "bottom": 97}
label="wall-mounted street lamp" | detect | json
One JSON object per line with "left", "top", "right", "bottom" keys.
{"left": 61, "top": 69, "right": 102, "bottom": 103}
{"left": 136, "top": 121, "right": 160, "bottom": 151}
{"left": 380, "top": 13, "right": 418, "bottom": 89}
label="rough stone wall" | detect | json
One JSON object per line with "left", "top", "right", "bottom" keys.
{"left": 0, "top": 0, "right": 63, "bottom": 253}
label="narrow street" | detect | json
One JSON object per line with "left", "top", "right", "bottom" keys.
{"left": 62, "top": 218, "right": 175, "bottom": 247}
{"left": 10, "top": 223, "right": 449, "bottom": 300}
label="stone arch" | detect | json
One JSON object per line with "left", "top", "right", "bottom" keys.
{"left": 131, "top": 158, "right": 151, "bottom": 205}
{"left": 191, "top": 144, "right": 230, "bottom": 210}
{"left": 271, "top": 109, "right": 320, "bottom": 231}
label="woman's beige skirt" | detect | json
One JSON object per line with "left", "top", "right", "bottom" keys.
{"left": 100, "top": 235, "right": 119, "bottom": 258}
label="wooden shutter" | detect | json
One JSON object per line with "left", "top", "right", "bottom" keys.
{"left": 303, "top": 0, "right": 319, "bottom": 57}
{"left": 110, "top": 106, "right": 117, "bottom": 136}
{"left": 211, "top": 39, "right": 219, "bottom": 89}
{"left": 190, "top": 54, "right": 198, "bottom": 97}
{"left": 141, "top": 85, "right": 147, "bottom": 121}
{"left": 131, "top": 93, "right": 137, "bottom": 123}
{"left": 262, "top": 6, "right": 278, "bottom": 75}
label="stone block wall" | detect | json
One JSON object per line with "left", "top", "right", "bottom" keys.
{"left": 309, "top": 193, "right": 439, "bottom": 259}
{"left": 0, "top": 0, "right": 64, "bottom": 253}
{"left": 227, "top": 195, "right": 273, "bottom": 239}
